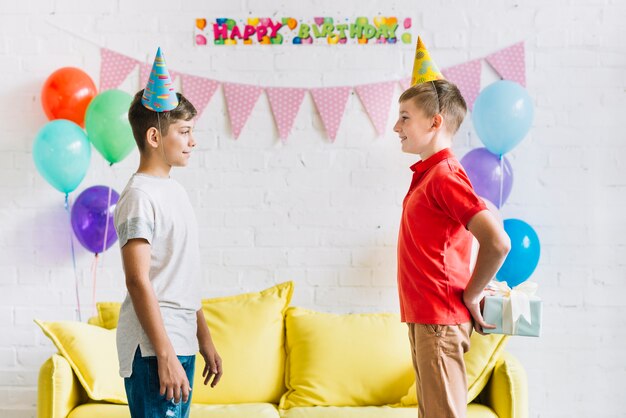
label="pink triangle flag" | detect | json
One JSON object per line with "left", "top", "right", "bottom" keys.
{"left": 181, "top": 74, "right": 219, "bottom": 120}
{"left": 398, "top": 77, "right": 411, "bottom": 91}
{"left": 485, "top": 42, "right": 526, "bottom": 87}
{"left": 100, "top": 48, "right": 139, "bottom": 91}
{"left": 309, "top": 87, "right": 351, "bottom": 142}
{"left": 442, "top": 59, "right": 482, "bottom": 111}
{"left": 265, "top": 87, "right": 306, "bottom": 141}
{"left": 355, "top": 81, "right": 396, "bottom": 136}
{"left": 222, "top": 82, "right": 263, "bottom": 139}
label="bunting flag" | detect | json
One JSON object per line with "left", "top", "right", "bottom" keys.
{"left": 100, "top": 48, "right": 139, "bottom": 91}
{"left": 355, "top": 81, "right": 397, "bottom": 136}
{"left": 398, "top": 78, "right": 412, "bottom": 92}
{"left": 181, "top": 74, "right": 219, "bottom": 120}
{"left": 486, "top": 42, "right": 526, "bottom": 87}
{"left": 310, "top": 87, "right": 351, "bottom": 142}
{"left": 96, "top": 40, "right": 526, "bottom": 141}
{"left": 442, "top": 59, "right": 482, "bottom": 111}
{"left": 265, "top": 87, "right": 307, "bottom": 141}
{"left": 139, "top": 62, "right": 151, "bottom": 88}
{"left": 222, "top": 82, "right": 263, "bottom": 139}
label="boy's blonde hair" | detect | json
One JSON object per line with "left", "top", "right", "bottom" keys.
{"left": 399, "top": 79, "right": 467, "bottom": 135}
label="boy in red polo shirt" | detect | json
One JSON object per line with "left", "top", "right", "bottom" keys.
{"left": 393, "top": 38, "right": 511, "bottom": 418}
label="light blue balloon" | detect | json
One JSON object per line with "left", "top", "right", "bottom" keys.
{"left": 496, "top": 218, "right": 540, "bottom": 287}
{"left": 33, "top": 119, "right": 91, "bottom": 194}
{"left": 472, "top": 80, "right": 534, "bottom": 155}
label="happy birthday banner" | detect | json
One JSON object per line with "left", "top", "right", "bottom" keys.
{"left": 194, "top": 16, "right": 414, "bottom": 46}
{"left": 100, "top": 41, "right": 525, "bottom": 141}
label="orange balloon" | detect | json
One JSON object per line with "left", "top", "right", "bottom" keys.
{"left": 41, "top": 67, "right": 97, "bottom": 127}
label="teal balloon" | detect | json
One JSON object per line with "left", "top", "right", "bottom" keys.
{"left": 472, "top": 80, "right": 534, "bottom": 155}
{"left": 33, "top": 120, "right": 91, "bottom": 194}
{"left": 85, "top": 89, "right": 135, "bottom": 164}
{"left": 496, "top": 219, "right": 540, "bottom": 287}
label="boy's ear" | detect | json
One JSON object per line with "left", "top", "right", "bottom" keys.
{"left": 145, "top": 127, "right": 160, "bottom": 149}
{"left": 431, "top": 114, "right": 444, "bottom": 131}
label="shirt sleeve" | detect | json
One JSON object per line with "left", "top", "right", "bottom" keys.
{"left": 431, "top": 166, "right": 488, "bottom": 229}
{"left": 114, "top": 188, "right": 155, "bottom": 248}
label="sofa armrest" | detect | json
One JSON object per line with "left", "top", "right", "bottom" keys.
{"left": 482, "top": 351, "right": 528, "bottom": 418}
{"left": 38, "top": 354, "right": 87, "bottom": 418}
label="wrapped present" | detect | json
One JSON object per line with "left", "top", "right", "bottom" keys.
{"left": 482, "top": 281, "right": 542, "bottom": 337}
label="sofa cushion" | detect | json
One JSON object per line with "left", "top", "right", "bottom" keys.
{"left": 280, "top": 308, "right": 414, "bottom": 409}
{"left": 281, "top": 404, "right": 498, "bottom": 418}
{"left": 34, "top": 319, "right": 127, "bottom": 404}
{"left": 67, "top": 403, "right": 281, "bottom": 418}
{"left": 400, "top": 333, "right": 508, "bottom": 405}
{"left": 192, "top": 281, "right": 293, "bottom": 404}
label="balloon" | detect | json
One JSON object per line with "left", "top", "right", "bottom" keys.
{"left": 41, "top": 67, "right": 97, "bottom": 127}
{"left": 71, "top": 186, "right": 120, "bottom": 254}
{"left": 469, "top": 197, "right": 503, "bottom": 273}
{"left": 461, "top": 148, "right": 513, "bottom": 208}
{"left": 472, "top": 80, "right": 534, "bottom": 155}
{"left": 85, "top": 90, "right": 135, "bottom": 164}
{"left": 496, "top": 219, "right": 540, "bottom": 287}
{"left": 33, "top": 120, "right": 91, "bottom": 194}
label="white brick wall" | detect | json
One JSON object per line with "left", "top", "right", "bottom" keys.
{"left": 1, "top": 1, "right": 625, "bottom": 417}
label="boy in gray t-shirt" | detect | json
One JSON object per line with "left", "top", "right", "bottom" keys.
{"left": 114, "top": 48, "right": 222, "bottom": 418}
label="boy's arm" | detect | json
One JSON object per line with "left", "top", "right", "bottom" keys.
{"left": 121, "top": 238, "right": 191, "bottom": 404}
{"left": 465, "top": 210, "right": 511, "bottom": 334}
{"left": 196, "top": 310, "right": 223, "bottom": 387}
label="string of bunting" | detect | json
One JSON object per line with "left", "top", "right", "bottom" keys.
{"left": 100, "top": 42, "right": 525, "bottom": 142}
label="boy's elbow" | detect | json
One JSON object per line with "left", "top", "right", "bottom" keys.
{"left": 497, "top": 234, "right": 511, "bottom": 258}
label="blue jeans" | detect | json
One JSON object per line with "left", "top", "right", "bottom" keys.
{"left": 124, "top": 347, "right": 195, "bottom": 418}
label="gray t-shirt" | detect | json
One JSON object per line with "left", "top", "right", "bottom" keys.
{"left": 113, "top": 173, "right": 201, "bottom": 378}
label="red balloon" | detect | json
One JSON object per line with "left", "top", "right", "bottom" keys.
{"left": 41, "top": 67, "right": 97, "bottom": 127}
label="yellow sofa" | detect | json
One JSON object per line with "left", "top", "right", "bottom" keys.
{"left": 36, "top": 282, "right": 528, "bottom": 418}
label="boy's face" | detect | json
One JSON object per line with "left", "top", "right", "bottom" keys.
{"left": 161, "top": 119, "right": 196, "bottom": 167}
{"left": 393, "top": 99, "right": 438, "bottom": 156}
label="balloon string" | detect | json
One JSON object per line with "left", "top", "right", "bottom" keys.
{"left": 498, "top": 154, "right": 504, "bottom": 209}
{"left": 91, "top": 253, "right": 99, "bottom": 317}
{"left": 65, "top": 194, "right": 82, "bottom": 322}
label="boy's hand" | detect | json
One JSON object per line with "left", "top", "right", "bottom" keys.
{"left": 199, "top": 342, "right": 223, "bottom": 387}
{"left": 463, "top": 291, "right": 496, "bottom": 335}
{"left": 157, "top": 352, "right": 191, "bottom": 404}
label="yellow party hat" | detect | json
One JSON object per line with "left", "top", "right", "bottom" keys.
{"left": 411, "top": 36, "right": 445, "bottom": 86}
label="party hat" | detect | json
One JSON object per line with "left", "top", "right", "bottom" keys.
{"left": 410, "top": 37, "right": 445, "bottom": 86}
{"left": 141, "top": 47, "right": 179, "bottom": 112}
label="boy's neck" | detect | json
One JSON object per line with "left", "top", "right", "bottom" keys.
{"left": 136, "top": 154, "right": 172, "bottom": 178}
{"left": 419, "top": 134, "right": 453, "bottom": 161}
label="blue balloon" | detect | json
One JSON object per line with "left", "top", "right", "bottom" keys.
{"left": 496, "top": 219, "right": 540, "bottom": 287}
{"left": 33, "top": 119, "right": 91, "bottom": 194}
{"left": 472, "top": 80, "right": 534, "bottom": 155}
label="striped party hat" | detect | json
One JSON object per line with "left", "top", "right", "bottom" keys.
{"left": 141, "top": 47, "right": 179, "bottom": 112}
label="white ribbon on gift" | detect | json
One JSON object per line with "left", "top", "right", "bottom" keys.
{"left": 487, "top": 281, "right": 538, "bottom": 334}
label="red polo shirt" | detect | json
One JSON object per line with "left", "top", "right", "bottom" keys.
{"left": 397, "top": 148, "right": 486, "bottom": 324}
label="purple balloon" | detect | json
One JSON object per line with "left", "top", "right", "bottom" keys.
{"left": 460, "top": 148, "right": 513, "bottom": 208}
{"left": 71, "top": 185, "right": 120, "bottom": 254}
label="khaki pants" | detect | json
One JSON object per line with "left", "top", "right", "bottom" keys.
{"left": 407, "top": 322, "right": 473, "bottom": 418}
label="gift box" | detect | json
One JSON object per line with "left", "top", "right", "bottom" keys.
{"left": 482, "top": 281, "right": 542, "bottom": 337}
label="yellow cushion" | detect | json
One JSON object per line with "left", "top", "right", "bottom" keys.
{"left": 34, "top": 319, "right": 127, "bottom": 404}
{"left": 67, "top": 403, "right": 281, "bottom": 418}
{"left": 192, "top": 281, "right": 293, "bottom": 404}
{"left": 84, "top": 282, "right": 293, "bottom": 404}
{"left": 280, "top": 308, "right": 414, "bottom": 409}
{"left": 281, "top": 404, "right": 497, "bottom": 418}
{"left": 399, "top": 333, "right": 508, "bottom": 406}
{"left": 96, "top": 301, "right": 121, "bottom": 329}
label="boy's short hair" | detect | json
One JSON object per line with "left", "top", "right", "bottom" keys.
{"left": 128, "top": 90, "right": 197, "bottom": 152}
{"left": 399, "top": 79, "right": 467, "bottom": 135}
